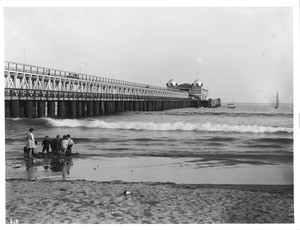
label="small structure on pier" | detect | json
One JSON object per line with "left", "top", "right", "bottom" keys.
{"left": 166, "top": 78, "right": 220, "bottom": 107}
{"left": 166, "top": 79, "right": 177, "bottom": 88}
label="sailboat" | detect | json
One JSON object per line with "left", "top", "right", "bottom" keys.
{"left": 274, "top": 91, "right": 279, "bottom": 109}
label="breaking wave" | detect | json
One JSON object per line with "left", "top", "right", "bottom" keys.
{"left": 44, "top": 118, "right": 293, "bottom": 133}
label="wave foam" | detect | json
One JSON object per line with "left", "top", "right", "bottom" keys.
{"left": 44, "top": 118, "right": 293, "bottom": 133}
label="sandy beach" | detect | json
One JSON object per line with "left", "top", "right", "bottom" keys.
{"left": 6, "top": 179, "right": 293, "bottom": 224}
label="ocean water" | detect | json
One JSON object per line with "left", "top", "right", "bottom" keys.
{"left": 5, "top": 103, "right": 293, "bottom": 185}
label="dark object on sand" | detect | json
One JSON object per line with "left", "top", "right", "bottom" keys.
{"left": 12, "top": 164, "right": 21, "bottom": 169}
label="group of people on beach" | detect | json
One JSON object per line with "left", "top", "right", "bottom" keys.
{"left": 25, "top": 128, "right": 75, "bottom": 157}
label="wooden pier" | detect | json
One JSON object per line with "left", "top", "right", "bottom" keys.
{"left": 4, "top": 61, "right": 195, "bottom": 118}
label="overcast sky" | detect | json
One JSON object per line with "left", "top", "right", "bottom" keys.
{"left": 4, "top": 7, "right": 293, "bottom": 103}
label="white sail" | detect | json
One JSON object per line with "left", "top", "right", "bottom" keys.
{"left": 274, "top": 91, "right": 279, "bottom": 109}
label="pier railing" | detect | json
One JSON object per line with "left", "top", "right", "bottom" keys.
{"left": 4, "top": 61, "right": 189, "bottom": 100}
{"left": 4, "top": 61, "right": 194, "bottom": 118}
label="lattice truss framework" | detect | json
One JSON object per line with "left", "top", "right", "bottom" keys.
{"left": 4, "top": 62, "right": 189, "bottom": 99}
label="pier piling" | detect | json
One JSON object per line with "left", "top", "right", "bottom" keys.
{"left": 26, "top": 101, "right": 34, "bottom": 118}
{"left": 70, "top": 101, "right": 77, "bottom": 118}
{"left": 87, "top": 101, "right": 94, "bottom": 116}
{"left": 58, "top": 101, "right": 67, "bottom": 118}
{"left": 5, "top": 101, "right": 11, "bottom": 118}
{"left": 38, "top": 101, "right": 46, "bottom": 117}
{"left": 47, "top": 101, "right": 56, "bottom": 118}
{"left": 20, "top": 101, "right": 25, "bottom": 118}
{"left": 76, "top": 101, "right": 83, "bottom": 118}
{"left": 11, "top": 101, "right": 20, "bottom": 118}
{"left": 94, "top": 101, "right": 100, "bottom": 116}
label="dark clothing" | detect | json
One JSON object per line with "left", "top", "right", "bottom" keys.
{"left": 65, "top": 149, "right": 71, "bottom": 156}
{"left": 42, "top": 139, "right": 51, "bottom": 152}
{"left": 42, "top": 147, "right": 49, "bottom": 153}
{"left": 51, "top": 138, "right": 61, "bottom": 155}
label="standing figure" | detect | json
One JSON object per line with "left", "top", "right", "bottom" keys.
{"left": 66, "top": 134, "right": 74, "bottom": 156}
{"left": 41, "top": 136, "right": 51, "bottom": 156}
{"left": 60, "top": 135, "right": 69, "bottom": 156}
{"left": 26, "top": 128, "right": 36, "bottom": 157}
{"left": 52, "top": 135, "right": 62, "bottom": 156}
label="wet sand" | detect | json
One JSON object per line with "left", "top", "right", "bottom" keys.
{"left": 6, "top": 156, "right": 294, "bottom": 185}
{"left": 6, "top": 179, "right": 293, "bottom": 224}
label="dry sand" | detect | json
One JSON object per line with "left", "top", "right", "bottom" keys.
{"left": 6, "top": 179, "right": 293, "bottom": 224}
